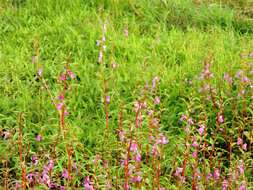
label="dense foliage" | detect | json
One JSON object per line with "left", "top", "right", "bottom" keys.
{"left": 0, "top": 0, "right": 252, "bottom": 189}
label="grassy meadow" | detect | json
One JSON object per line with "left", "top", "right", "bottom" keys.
{"left": 0, "top": 0, "right": 252, "bottom": 189}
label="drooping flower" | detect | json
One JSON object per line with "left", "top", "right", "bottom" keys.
{"left": 192, "top": 151, "right": 198, "bottom": 158}
{"left": 242, "top": 143, "right": 247, "bottom": 151}
{"left": 192, "top": 140, "right": 198, "bottom": 148}
{"left": 67, "top": 70, "right": 76, "bottom": 79}
{"left": 62, "top": 169, "right": 71, "bottom": 180}
{"left": 59, "top": 73, "right": 67, "bottom": 81}
{"left": 198, "top": 125, "right": 205, "bottom": 136}
{"left": 213, "top": 169, "right": 220, "bottom": 181}
{"left": 154, "top": 96, "right": 160, "bottom": 105}
{"left": 135, "top": 153, "right": 141, "bottom": 162}
{"left": 206, "top": 173, "right": 213, "bottom": 181}
{"left": 37, "top": 68, "right": 43, "bottom": 77}
{"left": 130, "top": 142, "right": 138, "bottom": 152}
{"left": 57, "top": 102, "right": 63, "bottom": 111}
{"left": 180, "top": 114, "right": 187, "bottom": 122}
{"left": 151, "top": 144, "right": 158, "bottom": 156}
{"left": 105, "top": 95, "right": 110, "bottom": 104}
{"left": 83, "top": 177, "right": 94, "bottom": 190}
{"left": 218, "top": 114, "right": 224, "bottom": 124}
{"left": 15, "top": 182, "right": 21, "bottom": 189}
{"left": 98, "top": 51, "right": 103, "bottom": 63}
{"left": 118, "top": 129, "right": 125, "bottom": 141}
{"left": 238, "top": 160, "right": 244, "bottom": 175}
{"left": 237, "top": 137, "right": 243, "bottom": 145}
{"left": 58, "top": 94, "right": 64, "bottom": 101}
{"left": 174, "top": 167, "right": 183, "bottom": 177}
{"left": 3, "top": 131, "right": 11, "bottom": 139}
{"left": 26, "top": 173, "right": 34, "bottom": 184}
{"left": 48, "top": 160, "right": 54, "bottom": 170}
{"left": 222, "top": 179, "right": 228, "bottom": 190}
{"left": 152, "top": 76, "right": 159, "bottom": 89}
{"left": 32, "top": 155, "right": 38, "bottom": 165}
{"left": 36, "top": 134, "right": 42, "bottom": 142}
{"left": 188, "top": 118, "right": 194, "bottom": 125}
{"left": 239, "top": 181, "right": 247, "bottom": 190}
{"left": 157, "top": 134, "right": 168, "bottom": 145}
{"left": 130, "top": 175, "right": 142, "bottom": 183}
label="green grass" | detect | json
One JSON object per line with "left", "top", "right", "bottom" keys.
{"left": 0, "top": 0, "right": 252, "bottom": 189}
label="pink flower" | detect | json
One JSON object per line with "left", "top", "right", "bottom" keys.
{"left": 241, "top": 76, "right": 250, "bottom": 84}
{"left": 135, "top": 153, "right": 141, "bottom": 162}
{"left": 237, "top": 137, "right": 243, "bottom": 145}
{"left": 32, "top": 155, "right": 38, "bottom": 165}
{"left": 236, "top": 70, "right": 244, "bottom": 78}
{"left": 175, "top": 167, "right": 183, "bottom": 177}
{"left": 48, "top": 160, "right": 54, "bottom": 170}
{"left": 37, "top": 68, "right": 43, "bottom": 77}
{"left": 218, "top": 114, "right": 224, "bottom": 124}
{"left": 26, "top": 173, "right": 34, "bottom": 184}
{"left": 58, "top": 94, "right": 64, "bottom": 101}
{"left": 3, "top": 131, "right": 11, "bottom": 139}
{"left": 239, "top": 182, "right": 247, "bottom": 190}
{"left": 185, "top": 125, "right": 190, "bottom": 133}
{"left": 242, "top": 143, "right": 247, "bottom": 151}
{"left": 147, "top": 109, "right": 154, "bottom": 116}
{"left": 105, "top": 95, "right": 110, "bottom": 103}
{"left": 151, "top": 118, "right": 159, "bottom": 127}
{"left": 62, "top": 169, "right": 71, "bottom": 180}
{"left": 192, "top": 151, "right": 198, "bottom": 158}
{"left": 64, "top": 110, "right": 69, "bottom": 116}
{"left": 188, "top": 118, "right": 194, "bottom": 125}
{"left": 213, "top": 169, "right": 220, "bottom": 181}
{"left": 57, "top": 102, "right": 63, "bottom": 111}
{"left": 59, "top": 73, "right": 67, "bottom": 81}
{"left": 157, "top": 134, "right": 168, "bottom": 145}
{"left": 198, "top": 125, "right": 205, "bottom": 136}
{"left": 118, "top": 129, "right": 125, "bottom": 141}
{"left": 84, "top": 177, "right": 94, "bottom": 190}
{"left": 41, "top": 173, "right": 50, "bottom": 186}
{"left": 15, "top": 182, "right": 21, "bottom": 189}
{"left": 102, "top": 35, "right": 106, "bottom": 42}
{"left": 131, "top": 174, "right": 142, "bottom": 183}
{"left": 130, "top": 143, "right": 138, "bottom": 152}
{"left": 192, "top": 140, "right": 198, "bottom": 148}
{"left": 206, "top": 173, "right": 213, "bottom": 181}
{"left": 98, "top": 51, "right": 103, "bottom": 63}
{"left": 180, "top": 114, "right": 187, "bottom": 121}
{"left": 222, "top": 179, "right": 228, "bottom": 190}
{"left": 67, "top": 70, "right": 76, "bottom": 79}
{"left": 151, "top": 144, "right": 158, "bottom": 156}
{"left": 152, "top": 76, "right": 159, "bottom": 89}
{"left": 154, "top": 96, "right": 160, "bottom": 105}
{"left": 36, "top": 134, "right": 42, "bottom": 142}
{"left": 238, "top": 160, "right": 244, "bottom": 175}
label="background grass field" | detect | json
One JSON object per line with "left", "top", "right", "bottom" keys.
{"left": 0, "top": 0, "right": 252, "bottom": 189}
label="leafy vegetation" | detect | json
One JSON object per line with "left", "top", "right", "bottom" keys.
{"left": 0, "top": 0, "right": 252, "bottom": 189}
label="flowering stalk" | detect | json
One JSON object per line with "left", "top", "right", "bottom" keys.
{"left": 18, "top": 113, "right": 26, "bottom": 190}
